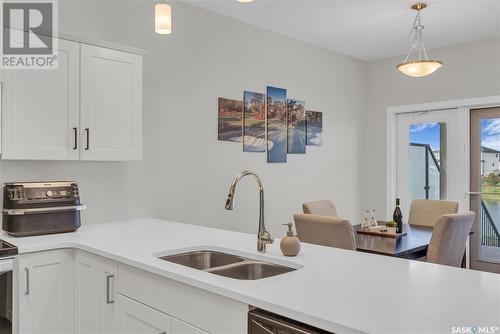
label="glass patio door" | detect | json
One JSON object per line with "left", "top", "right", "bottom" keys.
{"left": 470, "top": 107, "right": 500, "bottom": 273}
{"left": 396, "top": 109, "right": 467, "bottom": 220}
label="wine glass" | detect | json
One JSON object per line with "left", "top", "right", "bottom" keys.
{"left": 361, "top": 210, "right": 370, "bottom": 230}
{"left": 369, "top": 209, "right": 378, "bottom": 227}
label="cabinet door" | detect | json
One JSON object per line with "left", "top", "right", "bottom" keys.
{"left": 80, "top": 44, "right": 143, "bottom": 161}
{"left": 116, "top": 294, "right": 171, "bottom": 334}
{"left": 17, "top": 249, "right": 74, "bottom": 334}
{"left": 171, "top": 318, "right": 208, "bottom": 334}
{"left": 75, "top": 250, "right": 118, "bottom": 334}
{"left": 1, "top": 38, "right": 80, "bottom": 160}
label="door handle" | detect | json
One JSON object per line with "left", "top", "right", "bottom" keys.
{"left": 25, "top": 268, "right": 29, "bottom": 295}
{"left": 73, "top": 127, "right": 78, "bottom": 150}
{"left": 85, "top": 128, "right": 90, "bottom": 150}
{"left": 106, "top": 274, "right": 114, "bottom": 304}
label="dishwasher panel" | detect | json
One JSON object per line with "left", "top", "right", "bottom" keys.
{"left": 248, "top": 309, "right": 332, "bottom": 334}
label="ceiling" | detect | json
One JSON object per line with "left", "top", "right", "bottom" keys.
{"left": 185, "top": 0, "right": 500, "bottom": 61}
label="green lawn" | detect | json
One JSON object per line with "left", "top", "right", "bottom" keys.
{"left": 482, "top": 181, "right": 500, "bottom": 200}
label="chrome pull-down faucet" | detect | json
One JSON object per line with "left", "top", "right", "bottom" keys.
{"left": 225, "top": 170, "right": 274, "bottom": 252}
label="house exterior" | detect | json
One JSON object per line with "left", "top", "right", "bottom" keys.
{"left": 482, "top": 146, "right": 500, "bottom": 176}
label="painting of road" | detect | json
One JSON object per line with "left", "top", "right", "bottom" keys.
{"left": 306, "top": 111, "right": 323, "bottom": 146}
{"left": 243, "top": 91, "right": 266, "bottom": 152}
{"left": 266, "top": 86, "right": 287, "bottom": 163}
{"left": 287, "top": 99, "right": 306, "bottom": 154}
{"left": 218, "top": 98, "right": 243, "bottom": 142}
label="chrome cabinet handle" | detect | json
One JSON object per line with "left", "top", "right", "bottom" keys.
{"left": 73, "top": 127, "right": 78, "bottom": 149}
{"left": 25, "top": 268, "right": 29, "bottom": 295}
{"left": 159, "top": 332, "right": 166, "bottom": 334}
{"left": 106, "top": 274, "right": 114, "bottom": 304}
{"left": 85, "top": 128, "right": 90, "bottom": 150}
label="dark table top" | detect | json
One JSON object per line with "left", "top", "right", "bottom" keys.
{"left": 353, "top": 223, "right": 433, "bottom": 258}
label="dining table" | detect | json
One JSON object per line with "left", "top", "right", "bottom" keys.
{"left": 353, "top": 223, "right": 432, "bottom": 259}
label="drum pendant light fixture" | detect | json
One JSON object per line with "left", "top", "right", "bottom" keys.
{"left": 155, "top": 2, "right": 172, "bottom": 35}
{"left": 397, "top": 3, "right": 443, "bottom": 78}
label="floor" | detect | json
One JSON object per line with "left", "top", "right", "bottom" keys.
{"left": 482, "top": 245, "right": 500, "bottom": 261}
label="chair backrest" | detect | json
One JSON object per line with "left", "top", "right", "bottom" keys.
{"left": 426, "top": 212, "right": 475, "bottom": 267}
{"left": 293, "top": 214, "right": 355, "bottom": 250}
{"left": 408, "top": 199, "right": 458, "bottom": 227}
{"left": 302, "top": 200, "right": 337, "bottom": 216}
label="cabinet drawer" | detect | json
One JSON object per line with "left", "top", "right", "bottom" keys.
{"left": 118, "top": 264, "right": 247, "bottom": 334}
{"left": 116, "top": 294, "right": 171, "bottom": 334}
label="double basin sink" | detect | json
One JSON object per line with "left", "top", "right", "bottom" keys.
{"left": 159, "top": 250, "right": 297, "bottom": 280}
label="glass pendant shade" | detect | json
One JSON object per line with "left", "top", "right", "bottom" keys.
{"left": 397, "top": 60, "right": 443, "bottom": 78}
{"left": 155, "top": 3, "right": 171, "bottom": 34}
{"left": 238, "top": 0, "right": 254, "bottom": 2}
{"left": 397, "top": 3, "right": 442, "bottom": 78}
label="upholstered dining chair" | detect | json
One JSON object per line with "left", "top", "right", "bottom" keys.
{"left": 293, "top": 214, "right": 356, "bottom": 250}
{"left": 408, "top": 199, "right": 458, "bottom": 228}
{"left": 426, "top": 212, "right": 475, "bottom": 267}
{"left": 302, "top": 200, "right": 337, "bottom": 217}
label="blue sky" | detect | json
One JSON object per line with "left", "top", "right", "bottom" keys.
{"left": 481, "top": 119, "right": 500, "bottom": 151}
{"left": 409, "top": 119, "right": 500, "bottom": 151}
{"left": 266, "top": 86, "right": 286, "bottom": 102}
{"left": 409, "top": 123, "right": 440, "bottom": 150}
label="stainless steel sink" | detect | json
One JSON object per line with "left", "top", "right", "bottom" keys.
{"left": 207, "top": 261, "right": 296, "bottom": 280}
{"left": 159, "top": 250, "right": 297, "bottom": 280}
{"left": 159, "top": 250, "right": 245, "bottom": 270}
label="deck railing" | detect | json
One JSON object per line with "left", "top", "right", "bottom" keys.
{"left": 409, "top": 143, "right": 441, "bottom": 200}
{"left": 481, "top": 199, "right": 500, "bottom": 247}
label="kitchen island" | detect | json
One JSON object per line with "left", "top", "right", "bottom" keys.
{"left": 2, "top": 218, "right": 500, "bottom": 334}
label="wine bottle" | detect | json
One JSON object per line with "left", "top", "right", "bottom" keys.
{"left": 393, "top": 198, "right": 403, "bottom": 233}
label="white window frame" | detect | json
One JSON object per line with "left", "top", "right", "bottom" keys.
{"left": 386, "top": 95, "right": 500, "bottom": 218}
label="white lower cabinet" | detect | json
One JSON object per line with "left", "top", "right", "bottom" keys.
{"left": 171, "top": 318, "right": 207, "bottom": 334}
{"left": 16, "top": 249, "right": 74, "bottom": 334}
{"left": 116, "top": 294, "right": 170, "bottom": 334}
{"left": 16, "top": 250, "right": 246, "bottom": 334}
{"left": 75, "top": 250, "right": 118, "bottom": 333}
{"left": 116, "top": 294, "right": 207, "bottom": 334}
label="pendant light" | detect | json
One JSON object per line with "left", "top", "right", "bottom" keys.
{"left": 155, "top": 2, "right": 172, "bottom": 35}
{"left": 397, "top": 3, "right": 443, "bottom": 78}
{"left": 238, "top": 0, "right": 254, "bottom": 2}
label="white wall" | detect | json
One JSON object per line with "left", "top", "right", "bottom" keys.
{"left": 1, "top": 1, "right": 367, "bottom": 236}
{"left": 363, "top": 37, "right": 500, "bottom": 218}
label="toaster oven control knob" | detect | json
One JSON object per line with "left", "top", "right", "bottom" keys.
{"left": 46, "top": 190, "right": 53, "bottom": 197}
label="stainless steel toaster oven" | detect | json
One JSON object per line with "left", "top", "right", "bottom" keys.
{"left": 2, "top": 181, "right": 85, "bottom": 237}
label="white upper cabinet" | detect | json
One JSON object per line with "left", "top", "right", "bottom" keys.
{"left": 0, "top": 35, "right": 143, "bottom": 161}
{"left": 1, "top": 39, "right": 80, "bottom": 160}
{"left": 80, "top": 44, "right": 143, "bottom": 161}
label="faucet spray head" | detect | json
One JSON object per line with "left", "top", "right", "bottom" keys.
{"left": 225, "top": 185, "right": 236, "bottom": 210}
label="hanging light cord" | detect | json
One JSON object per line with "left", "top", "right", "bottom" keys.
{"left": 403, "top": 10, "right": 430, "bottom": 63}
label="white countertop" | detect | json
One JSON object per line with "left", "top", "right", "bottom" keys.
{"left": 2, "top": 218, "right": 499, "bottom": 334}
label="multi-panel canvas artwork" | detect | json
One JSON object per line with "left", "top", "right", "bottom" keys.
{"left": 243, "top": 91, "right": 266, "bottom": 152}
{"left": 287, "top": 99, "right": 306, "bottom": 154}
{"left": 218, "top": 98, "right": 243, "bottom": 142}
{"left": 306, "top": 111, "right": 323, "bottom": 146}
{"left": 217, "top": 87, "right": 323, "bottom": 163}
{"left": 266, "top": 86, "right": 287, "bottom": 163}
